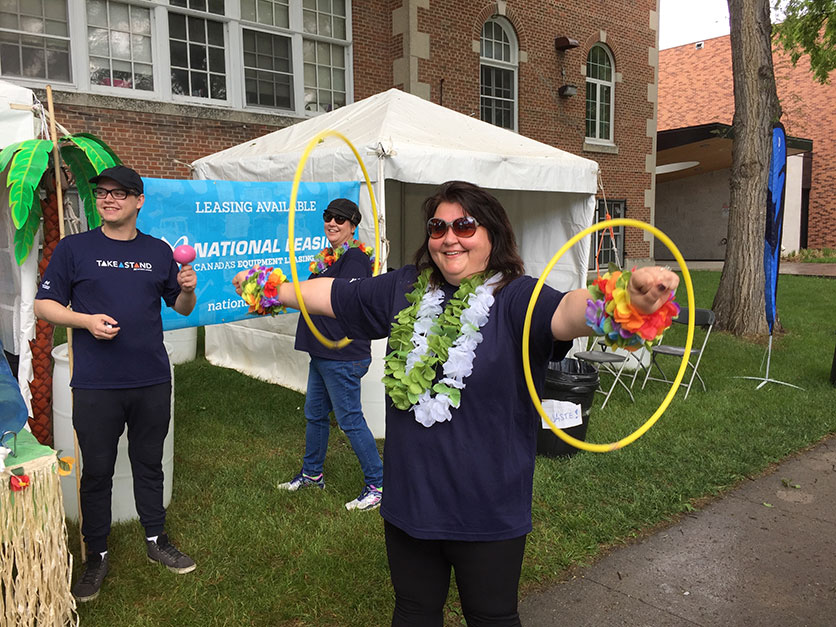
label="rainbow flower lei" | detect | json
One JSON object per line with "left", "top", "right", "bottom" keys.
{"left": 241, "top": 265, "right": 288, "bottom": 316}
{"left": 309, "top": 239, "right": 374, "bottom": 275}
{"left": 586, "top": 266, "right": 679, "bottom": 351}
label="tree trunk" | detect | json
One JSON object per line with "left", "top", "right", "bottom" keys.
{"left": 713, "top": 0, "right": 782, "bottom": 337}
{"left": 28, "top": 190, "right": 60, "bottom": 446}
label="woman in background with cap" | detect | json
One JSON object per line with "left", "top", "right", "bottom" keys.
{"left": 276, "top": 198, "right": 384, "bottom": 512}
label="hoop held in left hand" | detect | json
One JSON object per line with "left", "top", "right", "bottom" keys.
{"left": 287, "top": 129, "right": 382, "bottom": 350}
{"left": 522, "top": 218, "right": 695, "bottom": 453}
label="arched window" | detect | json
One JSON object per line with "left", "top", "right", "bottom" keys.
{"left": 585, "top": 44, "right": 614, "bottom": 142}
{"left": 480, "top": 17, "right": 518, "bottom": 130}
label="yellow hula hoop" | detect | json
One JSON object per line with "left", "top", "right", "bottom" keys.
{"left": 288, "top": 129, "right": 381, "bottom": 350}
{"left": 522, "top": 218, "right": 695, "bottom": 453}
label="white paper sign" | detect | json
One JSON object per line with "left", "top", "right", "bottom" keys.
{"left": 540, "top": 399, "right": 583, "bottom": 429}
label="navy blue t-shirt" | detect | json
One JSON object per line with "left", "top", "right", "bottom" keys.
{"left": 332, "top": 266, "right": 570, "bottom": 541}
{"left": 36, "top": 228, "right": 181, "bottom": 389}
{"left": 295, "top": 246, "right": 372, "bottom": 361}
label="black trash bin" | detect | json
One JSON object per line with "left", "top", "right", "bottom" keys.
{"left": 536, "top": 358, "right": 599, "bottom": 458}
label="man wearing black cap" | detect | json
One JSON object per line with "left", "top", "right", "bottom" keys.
{"left": 34, "top": 165, "right": 197, "bottom": 602}
{"left": 271, "top": 198, "right": 384, "bottom": 511}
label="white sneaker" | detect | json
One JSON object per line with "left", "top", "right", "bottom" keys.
{"left": 345, "top": 484, "right": 382, "bottom": 511}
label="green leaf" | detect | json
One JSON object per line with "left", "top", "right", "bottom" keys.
{"left": 63, "top": 132, "right": 122, "bottom": 165}
{"left": 7, "top": 139, "right": 51, "bottom": 229}
{"left": 63, "top": 134, "right": 118, "bottom": 172}
{"left": 0, "top": 140, "right": 23, "bottom": 174}
{"left": 60, "top": 144, "right": 101, "bottom": 228}
{"left": 14, "top": 200, "right": 42, "bottom": 264}
{"left": 11, "top": 467, "right": 24, "bottom": 476}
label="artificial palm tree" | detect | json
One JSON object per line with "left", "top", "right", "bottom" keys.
{"left": 3, "top": 133, "right": 120, "bottom": 444}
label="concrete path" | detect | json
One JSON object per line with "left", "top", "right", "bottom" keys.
{"left": 519, "top": 436, "right": 836, "bottom": 626}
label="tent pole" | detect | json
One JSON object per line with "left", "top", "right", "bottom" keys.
{"left": 375, "top": 151, "right": 388, "bottom": 269}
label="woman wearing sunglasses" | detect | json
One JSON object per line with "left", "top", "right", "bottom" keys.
{"left": 234, "top": 181, "right": 678, "bottom": 626}
{"left": 277, "top": 198, "right": 384, "bottom": 512}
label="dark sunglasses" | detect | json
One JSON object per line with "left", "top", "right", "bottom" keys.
{"left": 323, "top": 211, "right": 348, "bottom": 225}
{"left": 426, "top": 216, "right": 480, "bottom": 239}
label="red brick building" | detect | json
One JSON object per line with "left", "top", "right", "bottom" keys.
{"left": 659, "top": 34, "right": 835, "bottom": 252}
{"left": 1, "top": 0, "right": 660, "bottom": 263}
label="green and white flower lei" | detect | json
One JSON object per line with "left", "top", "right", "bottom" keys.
{"left": 382, "top": 268, "right": 501, "bottom": 427}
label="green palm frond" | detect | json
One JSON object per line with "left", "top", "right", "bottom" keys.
{"left": 64, "top": 133, "right": 122, "bottom": 166}
{"left": 62, "top": 135, "right": 118, "bottom": 172}
{"left": 7, "top": 139, "right": 51, "bottom": 229}
{"left": 13, "top": 197, "right": 43, "bottom": 265}
{"left": 60, "top": 144, "right": 101, "bottom": 228}
{"left": 0, "top": 140, "right": 23, "bottom": 174}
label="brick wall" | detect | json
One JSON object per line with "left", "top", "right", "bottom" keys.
{"left": 660, "top": 36, "right": 836, "bottom": 250}
{"left": 53, "top": 104, "right": 278, "bottom": 180}
{"left": 42, "top": 0, "right": 658, "bottom": 259}
{"left": 409, "top": 0, "right": 658, "bottom": 260}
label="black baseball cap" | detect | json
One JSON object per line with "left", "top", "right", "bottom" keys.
{"left": 89, "top": 165, "right": 144, "bottom": 195}
{"left": 326, "top": 198, "right": 361, "bottom": 225}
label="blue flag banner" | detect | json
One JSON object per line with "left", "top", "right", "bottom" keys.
{"left": 764, "top": 123, "right": 787, "bottom": 334}
{"left": 136, "top": 178, "right": 361, "bottom": 330}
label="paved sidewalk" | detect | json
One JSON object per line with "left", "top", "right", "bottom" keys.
{"left": 519, "top": 436, "right": 836, "bottom": 626}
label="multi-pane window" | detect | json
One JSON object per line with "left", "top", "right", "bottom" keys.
{"left": 87, "top": 1, "right": 153, "bottom": 91}
{"left": 241, "top": 0, "right": 290, "bottom": 28}
{"left": 589, "top": 200, "right": 625, "bottom": 270}
{"left": 303, "top": 0, "right": 346, "bottom": 38}
{"left": 480, "top": 18, "right": 517, "bottom": 130}
{"left": 168, "top": 10, "right": 226, "bottom": 100}
{"left": 0, "top": 0, "right": 70, "bottom": 81}
{"left": 585, "top": 44, "right": 614, "bottom": 142}
{"left": 303, "top": 39, "right": 345, "bottom": 112}
{"left": 0, "top": 1, "right": 350, "bottom": 115}
{"left": 243, "top": 30, "right": 292, "bottom": 109}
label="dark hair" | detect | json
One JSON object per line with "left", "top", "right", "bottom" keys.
{"left": 412, "top": 181, "right": 524, "bottom": 291}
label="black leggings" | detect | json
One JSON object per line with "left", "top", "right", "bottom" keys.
{"left": 385, "top": 521, "right": 526, "bottom": 627}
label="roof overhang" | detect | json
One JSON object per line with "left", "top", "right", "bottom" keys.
{"left": 656, "top": 122, "right": 812, "bottom": 183}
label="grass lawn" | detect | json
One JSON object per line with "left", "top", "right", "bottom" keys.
{"left": 67, "top": 271, "right": 836, "bottom": 626}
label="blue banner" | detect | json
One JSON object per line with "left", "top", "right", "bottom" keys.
{"left": 764, "top": 123, "right": 787, "bottom": 334}
{"left": 136, "top": 178, "right": 361, "bottom": 330}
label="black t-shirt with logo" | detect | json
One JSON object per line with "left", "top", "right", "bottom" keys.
{"left": 36, "top": 228, "right": 181, "bottom": 389}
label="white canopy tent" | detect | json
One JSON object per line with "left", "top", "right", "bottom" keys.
{"left": 192, "top": 88, "right": 599, "bottom": 437}
{"left": 0, "top": 80, "right": 41, "bottom": 419}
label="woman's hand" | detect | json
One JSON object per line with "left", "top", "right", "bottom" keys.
{"left": 628, "top": 267, "right": 679, "bottom": 314}
{"left": 232, "top": 270, "right": 248, "bottom": 295}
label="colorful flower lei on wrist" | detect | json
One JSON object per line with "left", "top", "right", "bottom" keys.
{"left": 309, "top": 239, "right": 375, "bottom": 275}
{"left": 586, "top": 265, "right": 680, "bottom": 351}
{"left": 240, "top": 265, "right": 288, "bottom": 316}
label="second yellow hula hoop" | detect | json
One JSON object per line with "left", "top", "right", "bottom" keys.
{"left": 522, "top": 218, "right": 695, "bottom": 452}
{"left": 287, "top": 129, "right": 382, "bottom": 350}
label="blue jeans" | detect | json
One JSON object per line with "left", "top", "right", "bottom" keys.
{"left": 302, "top": 356, "right": 383, "bottom": 487}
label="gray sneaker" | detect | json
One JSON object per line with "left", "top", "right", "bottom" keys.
{"left": 72, "top": 553, "right": 109, "bottom": 602}
{"left": 146, "top": 533, "right": 196, "bottom": 574}
{"left": 278, "top": 471, "right": 325, "bottom": 491}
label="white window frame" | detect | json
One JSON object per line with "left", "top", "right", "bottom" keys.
{"left": 0, "top": 0, "right": 73, "bottom": 83}
{"left": 10, "top": 0, "right": 352, "bottom": 118}
{"left": 479, "top": 16, "right": 518, "bottom": 132}
{"left": 585, "top": 43, "right": 615, "bottom": 144}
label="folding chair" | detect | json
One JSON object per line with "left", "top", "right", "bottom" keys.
{"left": 641, "top": 307, "right": 715, "bottom": 399}
{"left": 575, "top": 339, "right": 636, "bottom": 408}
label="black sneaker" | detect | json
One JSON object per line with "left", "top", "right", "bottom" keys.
{"left": 146, "top": 533, "right": 196, "bottom": 574}
{"left": 72, "top": 553, "right": 109, "bottom": 602}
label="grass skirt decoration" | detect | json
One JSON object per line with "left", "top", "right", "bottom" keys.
{"left": 1, "top": 432, "right": 77, "bottom": 626}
